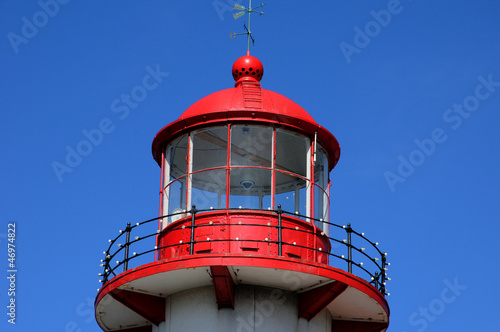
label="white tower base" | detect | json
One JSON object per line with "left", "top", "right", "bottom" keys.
{"left": 154, "top": 285, "right": 332, "bottom": 332}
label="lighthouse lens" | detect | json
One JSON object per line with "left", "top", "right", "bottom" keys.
{"left": 240, "top": 180, "right": 255, "bottom": 190}
{"left": 229, "top": 168, "right": 271, "bottom": 209}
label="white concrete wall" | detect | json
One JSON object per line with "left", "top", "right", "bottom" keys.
{"left": 157, "top": 285, "right": 331, "bottom": 332}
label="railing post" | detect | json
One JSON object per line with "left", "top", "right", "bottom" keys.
{"left": 277, "top": 204, "right": 282, "bottom": 256}
{"left": 346, "top": 223, "right": 352, "bottom": 273}
{"left": 381, "top": 254, "right": 387, "bottom": 294}
{"left": 123, "top": 222, "right": 131, "bottom": 272}
{"left": 190, "top": 205, "right": 197, "bottom": 255}
{"left": 103, "top": 256, "right": 110, "bottom": 283}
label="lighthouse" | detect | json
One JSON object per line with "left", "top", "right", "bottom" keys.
{"left": 95, "top": 4, "right": 390, "bottom": 332}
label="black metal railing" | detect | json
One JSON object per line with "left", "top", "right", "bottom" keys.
{"left": 98, "top": 206, "right": 389, "bottom": 295}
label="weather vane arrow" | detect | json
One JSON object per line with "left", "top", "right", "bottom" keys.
{"left": 230, "top": 1, "right": 265, "bottom": 54}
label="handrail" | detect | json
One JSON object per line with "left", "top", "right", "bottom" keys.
{"left": 97, "top": 206, "right": 389, "bottom": 295}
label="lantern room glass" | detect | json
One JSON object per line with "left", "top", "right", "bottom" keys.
{"left": 276, "top": 129, "right": 308, "bottom": 177}
{"left": 192, "top": 127, "right": 228, "bottom": 171}
{"left": 314, "top": 146, "right": 329, "bottom": 232}
{"left": 230, "top": 125, "right": 273, "bottom": 167}
{"left": 162, "top": 124, "right": 330, "bottom": 231}
{"left": 229, "top": 125, "right": 273, "bottom": 209}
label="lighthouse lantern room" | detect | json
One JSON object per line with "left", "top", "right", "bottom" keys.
{"left": 95, "top": 4, "right": 390, "bottom": 332}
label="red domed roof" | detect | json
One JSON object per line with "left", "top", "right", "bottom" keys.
{"left": 152, "top": 55, "right": 340, "bottom": 170}
{"left": 177, "top": 87, "right": 318, "bottom": 126}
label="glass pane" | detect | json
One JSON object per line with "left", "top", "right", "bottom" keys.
{"left": 276, "top": 129, "right": 309, "bottom": 177}
{"left": 231, "top": 125, "right": 273, "bottom": 167}
{"left": 229, "top": 168, "right": 271, "bottom": 209}
{"left": 166, "top": 176, "right": 187, "bottom": 224}
{"left": 167, "top": 134, "right": 188, "bottom": 179}
{"left": 314, "top": 145, "right": 329, "bottom": 223}
{"left": 275, "top": 171, "right": 308, "bottom": 216}
{"left": 314, "top": 184, "right": 328, "bottom": 225}
{"left": 191, "top": 169, "right": 227, "bottom": 210}
{"left": 314, "top": 146, "right": 328, "bottom": 189}
{"left": 192, "top": 126, "right": 228, "bottom": 172}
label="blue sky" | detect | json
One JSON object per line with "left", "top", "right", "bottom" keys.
{"left": 1, "top": 1, "right": 499, "bottom": 331}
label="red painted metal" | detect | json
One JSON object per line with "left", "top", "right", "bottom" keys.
{"left": 241, "top": 80, "right": 263, "bottom": 108}
{"left": 96, "top": 254, "right": 389, "bottom": 317}
{"left": 110, "top": 289, "right": 165, "bottom": 326}
{"left": 151, "top": 57, "right": 340, "bottom": 172}
{"left": 186, "top": 132, "right": 192, "bottom": 209}
{"left": 325, "top": 185, "right": 330, "bottom": 224}
{"left": 271, "top": 129, "right": 276, "bottom": 208}
{"left": 225, "top": 125, "right": 231, "bottom": 209}
{"left": 232, "top": 55, "right": 264, "bottom": 82}
{"left": 156, "top": 149, "right": 165, "bottom": 258}
{"left": 210, "top": 266, "right": 235, "bottom": 309}
{"left": 331, "top": 320, "right": 388, "bottom": 332}
{"left": 156, "top": 210, "right": 330, "bottom": 263}
{"left": 311, "top": 138, "right": 318, "bottom": 261}
{"left": 310, "top": 138, "right": 315, "bottom": 220}
{"left": 298, "top": 281, "right": 348, "bottom": 321}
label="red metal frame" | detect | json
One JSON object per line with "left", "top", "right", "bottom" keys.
{"left": 156, "top": 149, "right": 165, "bottom": 258}
{"left": 271, "top": 128, "right": 276, "bottom": 208}
{"left": 162, "top": 126, "right": 329, "bottom": 222}
{"left": 310, "top": 135, "right": 315, "bottom": 219}
{"left": 331, "top": 320, "right": 388, "bottom": 332}
{"left": 324, "top": 185, "right": 330, "bottom": 227}
{"left": 210, "top": 266, "right": 235, "bottom": 309}
{"left": 310, "top": 137, "right": 317, "bottom": 260}
{"left": 298, "top": 281, "right": 348, "bottom": 321}
{"left": 226, "top": 125, "right": 231, "bottom": 208}
{"left": 110, "top": 289, "right": 165, "bottom": 326}
{"left": 186, "top": 133, "right": 192, "bottom": 211}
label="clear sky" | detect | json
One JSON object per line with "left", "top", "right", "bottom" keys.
{"left": 1, "top": 1, "right": 499, "bottom": 331}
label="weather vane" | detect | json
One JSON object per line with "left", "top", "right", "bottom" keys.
{"left": 230, "top": 1, "right": 266, "bottom": 54}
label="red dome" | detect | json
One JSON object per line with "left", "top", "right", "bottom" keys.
{"left": 177, "top": 87, "right": 318, "bottom": 125}
{"left": 152, "top": 55, "right": 340, "bottom": 170}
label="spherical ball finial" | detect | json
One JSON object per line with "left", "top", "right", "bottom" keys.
{"left": 232, "top": 55, "right": 264, "bottom": 82}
